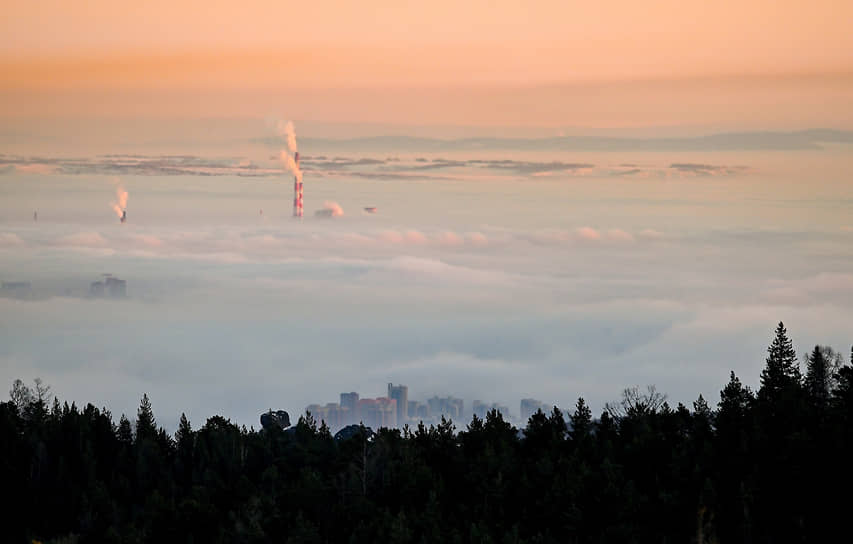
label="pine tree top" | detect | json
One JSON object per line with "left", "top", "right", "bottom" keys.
{"left": 760, "top": 321, "right": 801, "bottom": 395}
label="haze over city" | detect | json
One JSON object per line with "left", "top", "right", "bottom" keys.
{"left": 5, "top": 2, "right": 853, "bottom": 542}
{"left": 1, "top": 0, "right": 851, "bottom": 433}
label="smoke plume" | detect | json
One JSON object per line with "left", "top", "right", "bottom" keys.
{"left": 278, "top": 120, "right": 298, "bottom": 154}
{"left": 315, "top": 201, "right": 344, "bottom": 218}
{"left": 110, "top": 180, "right": 128, "bottom": 219}
{"left": 277, "top": 120, "right": 302, "bottom": 183}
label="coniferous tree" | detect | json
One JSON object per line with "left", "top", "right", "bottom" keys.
{"left": 759, "top": 321, "right": 801, "bottom": 398}
{"left": 692, "top": 394, "right": 713, "bottom": 439}
{"left": 805, "top": 345, "right": 831, "bottom": 405}
{"left": 175, "top": 413, "right": 192, "bottom": 448}
{"left": 5, "top": 327, "right": 853, "bottom": 542}
{"left": 548, "top": 405, "right": 567, "bottom": 440}
{"left": 714, "top": 372, "right": 754, "bottom": 542}
{"left": 117, "top": 414, "right": 133, "bottom": 444}
{"left": 717, "top": 371, "right": 752, "bottom": 424}
{"left": 136, "top": 393, "right": 157, "bottom": 442}
{"left": 832, "top": 349, "right": 853, "bottom": 415}
{"left": 755, "top": 323, "right": 809, "bottom": 542}
{"left": 569, "top": 397, "right": 592, "bottom": 442}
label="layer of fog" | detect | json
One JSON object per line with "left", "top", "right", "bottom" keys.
{"left": 1, "top": 143, "right": 852, "bottom": 431}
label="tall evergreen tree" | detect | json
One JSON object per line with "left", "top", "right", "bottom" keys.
{"left": 136, "top": 393, "right": 157, "bottom": 442}
{"left": 569, "top": 397, "right": 592, "bottom": 442}
{"left": 117, "top": 414, "right": 133, "bottom": 444}
{"left": 805, "top": 345, "right": 831, "bottom": 405}
{"left": 692, "top": 394, "right": 713, "bottom": 436}
{"left": 5, "top": 330, "right": 853, "bottom": 542}
{"left": 833, "top": 351, "right": 853, "bottom": 410}
{"left": 754, "top": 323, "right": 809, "bottom": 542}
{"left": 718, "top": 372, "right": 753, "bottom": 419}
{"left": 759, "top": 322, "right": 801, "bottom": 398}
{"left": 175, "top": 413, "right": 192, "bottom": 449}
{"left": 714, "top": 371, "right": 754, "bottom": 541}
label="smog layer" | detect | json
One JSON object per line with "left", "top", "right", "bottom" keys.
{"left": 1, "top": 123, "right": 852, "bottom": 430}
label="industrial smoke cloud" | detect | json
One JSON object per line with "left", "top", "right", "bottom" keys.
{"left": 278, "top": 120, "right": 298, "bottom": 154}
{"left": 110, "top": 179, "right": 128, "bottom": 219}
{"left": 320, "top": 201, "right": 344, "bottom": 217}
{"left": 278, "top": 121, "right": 302, "bottom": 183}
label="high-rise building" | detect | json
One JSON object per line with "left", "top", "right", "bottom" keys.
{"left": 89, "top": 281, "right": 105, "bottom": 297}
{"left": 472, "top": 400, "right": 487, "bottom": 420}
{"left": 340, "top": 392, "right": 359, "bottom": 425}
{"left": 305, "top": 404, "right": 324, "bottom": 421}
{"left": 473, "top": 400, "right": 511, "bottom": 421}
{"left": 105, "top": 276, "right": 126, "bottom": 298}
{"left": 520, "top": 398, "right": 549, "bottom": 423}
{"left": 377, "top": 397, "right": 397, "bottom": 429}
{"left": 427, "top": 396, "right": 464, "bottom": 421}
{"left": 1, "top": 281, "right": 32, "bottom": 299}
{"left": 90, "top": 275, "right": 126, "bottom": 298}
{"left": 494, "top": 404, "right": 510, "bottom": 419}
{"left": 406, "top": 401, "right": 431, "bottom": 422}
{"left": 305, "top": 403, "right": 347, "bottom": 431}
{"left": 388, "top": 383, "right": 408, "bottom": 424}
{"left": 358, "top": 397, "right": 397, "bottom": 429}
{"left": 449, "top": 397, "right": 464, "bottom": 420}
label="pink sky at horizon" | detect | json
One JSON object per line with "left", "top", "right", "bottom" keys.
{"left": 2, "top": 0, "right": 851, "bottom": 128}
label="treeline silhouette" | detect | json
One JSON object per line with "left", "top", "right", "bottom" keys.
{"left": 3, "top": 322, "right": 853, "bottom": 543}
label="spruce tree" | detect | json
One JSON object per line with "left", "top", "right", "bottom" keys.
{"left": 548, "top": 405, "right": 567, "bottom": 438}
{"left": 833, "top": 352, "right": 853, "bottom": 409}
{"left": 693, "top": 394, "right": 711, "bottom": 418}
{"left": 136, "top": 393, "right": 156, "bottom": 442}
{"left": 759, "top": 322, "right": 801, "bottom": 399}
{"left": 117, "top": 414, "right": 133, "bottom": 444}
{"left": 569, "top": 397, "right": 592, "bottom": 442}
{"left": 714, "top": 372, "right": 754, "bottom": 543}
{"left": 175, "top": 413, "right": 193, "bottom": 449}
{"left": 718, "top": 372, "right": 752, "bottom": 418}
{"left": 805, "top": 345, "right": 830, "bottom": 405}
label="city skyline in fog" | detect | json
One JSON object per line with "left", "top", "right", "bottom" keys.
{"left": 2, "top": 117, "right": 852, "bottom": 431}
{"left": 2, "top": 1, "right": 852, "bottom": 433}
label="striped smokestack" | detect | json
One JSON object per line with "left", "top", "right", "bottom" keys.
{"left": 293, "top": 151, "right": 303, "bottom": 218}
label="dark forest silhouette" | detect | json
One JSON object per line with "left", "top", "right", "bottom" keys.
{"left": 3, "top": 322, "right": 852, "bottom": 543}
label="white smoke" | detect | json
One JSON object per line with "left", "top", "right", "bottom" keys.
{"left": 315, "top": 201, "right": 344, "bottom": 218}
{"left": 277, "top": 120, "right": 298, "bottom": 154}
{"left": 277, "top": 120, "right": 302, "bottom": 183}
{"left": 110, "top": 179, "right": 128, "bottom": 219}
{"left": 280, "top": 151, "right": 302, "bottom": 184}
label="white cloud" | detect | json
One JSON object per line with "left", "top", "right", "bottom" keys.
{"left": 575, "top": 227, "right": 601, "bottom": 241}
{"left": 0, "top": 232, "right": 25, "bottom": 247}
{"left": 638, "top": 229, "right": 666, "bottom": 239}
{"left": 15, "top": 163, "right": 58, "bottom": 175}
{"left": 131, "top": 234, "right": 163, "bottom": 248}
{"left": 378, "top": 230, "right": 404, "bottom": 243}
{"left": 53, "top": 232, "right": 108, "bottom": 248}
{"left": 381, "top": 256, "right": 512, "bottom": 285}
{"left": 404, "top": 230, "right": 427, "bottom": 244}
{"left": 605, "top": 228, "right": 634, "bottom": 242}
{"left": 436, "top": 231, "right": 464, "bottom": 246}
{"left": 466, "top": 232, "right": 488, "bottom": 246}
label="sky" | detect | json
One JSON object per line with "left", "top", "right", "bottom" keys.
{"left": 1, "top": 2, "right": 852, "bottom": 431}
{"left": 2, "top": 1, "right": 851, "bottom": 127}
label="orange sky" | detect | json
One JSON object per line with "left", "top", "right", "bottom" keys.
{"left": 2, "top": 0, "right": 851, "bottom": 127}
